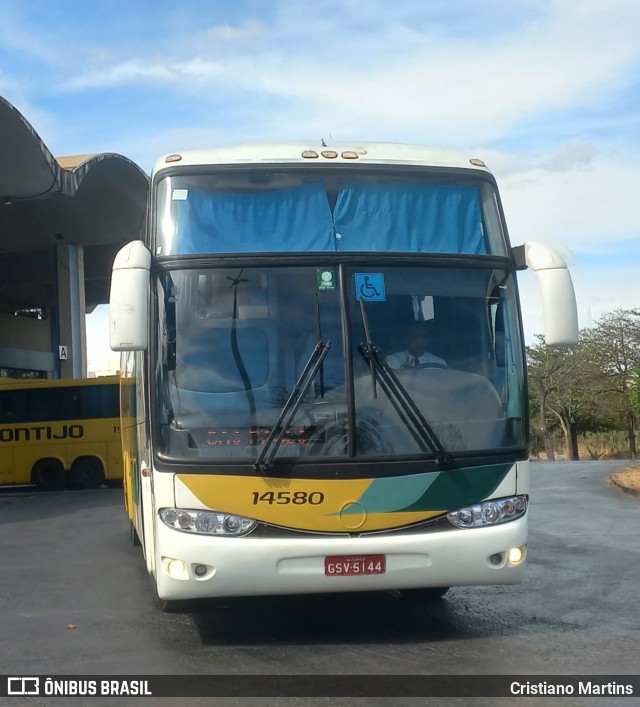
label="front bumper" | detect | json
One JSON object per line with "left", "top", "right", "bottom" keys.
{"left": 154, "top": 514, "right": 528, "bottom": 600}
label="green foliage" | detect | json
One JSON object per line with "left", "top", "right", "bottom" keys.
{"left": 527, "top": 309, "right": 640, "bottom": 459}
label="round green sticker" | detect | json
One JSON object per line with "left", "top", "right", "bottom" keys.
{"left": 317, "top": 270, "right": 335, "bottom": 290}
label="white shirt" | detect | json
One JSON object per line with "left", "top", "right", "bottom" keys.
{"left": 385, "top": 350, "right": 447, "bottom": 369}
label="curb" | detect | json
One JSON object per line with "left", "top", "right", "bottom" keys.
{"left": 610, "top": 471, "right": 640, "bottom": 498}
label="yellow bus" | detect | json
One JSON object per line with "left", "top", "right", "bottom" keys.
{"left": 0, "top": 376, "right": 121, "bottom": 490}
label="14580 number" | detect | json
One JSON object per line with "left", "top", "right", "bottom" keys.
{"left": 251, "top": 491, "right": 325, "bottom": 505}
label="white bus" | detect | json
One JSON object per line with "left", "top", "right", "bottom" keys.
{"left": 109, "top": 143, "right": 578, "bottom": 610}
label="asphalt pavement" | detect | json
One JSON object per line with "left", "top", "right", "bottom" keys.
{"left": 0, "top": 460, "right": 638, "bottom": 706}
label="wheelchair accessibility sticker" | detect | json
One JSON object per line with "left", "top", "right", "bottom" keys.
{"left": 354, "top": 273, "right": 386, "bottom": 301}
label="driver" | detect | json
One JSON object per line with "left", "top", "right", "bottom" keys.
{"left": 386, "top": 321, "right": 447, "bottom": 369}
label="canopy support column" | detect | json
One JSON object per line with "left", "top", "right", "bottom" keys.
{"left": 56, "top": 242, "right": 87, "bottom": 378}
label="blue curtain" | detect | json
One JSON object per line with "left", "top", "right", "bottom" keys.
{"left": 333, "top": 182, "right": 486, "bottom": 253}
{"left": 173, "top": 181, "right": 486, "bottom": 255}
{"left": 175, "top": 183, "right": 335, "bottom": 254}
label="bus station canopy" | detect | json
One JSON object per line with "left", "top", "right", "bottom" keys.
{"left": 0, "top": 95, "right": 148, "bottom": 315}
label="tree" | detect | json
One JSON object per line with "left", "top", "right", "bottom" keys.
{"left": 527, "top": 337, "right": 560, "bottom": 460}
{"left": 526, "top": 334, "right": 602, "bottom": 461}
{"left": 581, "top": 310, "right": 640, "bottom": 457}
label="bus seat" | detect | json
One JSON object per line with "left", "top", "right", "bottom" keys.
{"left": 171, "top": 324, "right": 272, "bottom": 427}
{"left": 354, "top": 367, "right": 505, "bottom": 452}
{"left": 178, "top": 325, "right": 269, "bottom": 394}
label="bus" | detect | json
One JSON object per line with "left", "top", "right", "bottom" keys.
{"left": 109, "top": 142, "right": 578, "bottom": 609}
{"left": 0, "top": 376, "right": 121, "bottom": 490}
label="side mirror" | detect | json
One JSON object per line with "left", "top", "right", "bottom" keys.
{"left": 512, "top": 241, "right": 579, "bottom": 346}
{"left": 109, "top": 240, "right": 151, "bottom": 351}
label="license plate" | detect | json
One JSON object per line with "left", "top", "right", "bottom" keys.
{"left": 324, "top": 554, "right": 386, "bottom": 576}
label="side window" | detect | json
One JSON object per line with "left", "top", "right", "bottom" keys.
{"left": 79, "top": 385, "right": 120, "bottom": 419}
{"left": 0, "top": 392, "right": 14, "bottom": 423}
{"left": 38, "top": 388, "right": 80, "bottom": 422}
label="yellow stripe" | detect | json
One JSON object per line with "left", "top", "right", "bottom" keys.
{"left": 176, "top": 474, "right": 443, "bottom": 532}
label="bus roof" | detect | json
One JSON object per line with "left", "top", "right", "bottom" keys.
{"left": 152, "top": 142, "right": 492, "bottom": 177}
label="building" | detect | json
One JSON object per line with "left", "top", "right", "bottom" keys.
{"left": 0, "top": 96, "right": 148, "bottom": 379}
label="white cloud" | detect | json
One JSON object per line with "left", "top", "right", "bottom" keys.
{"left": 207, "top": 20, "right": 264, "bottom": 42}
{"left": 59, "top": 0, "right": 640, "bottom": 150}
{"left": 539, "top": 142, "right": 598, "bottom": 173}
{"left": 268, "top": 2, "right": 638, "bottom": 144}
{"left": 497, "top": 149, "right": 640, "bottom": 249}
{"left": 64, "top": 57, "right": 224, "bottom": 91}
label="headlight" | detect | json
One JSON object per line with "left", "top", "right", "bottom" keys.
{"left": 159, "top": 508, "right": 257, "bottom": 536}
{"left": 447, "top": 495, "right": 527, "bottom": 529}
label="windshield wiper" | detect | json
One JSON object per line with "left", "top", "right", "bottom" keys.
{"left": 356, "top": 300, "right": 450, "bottom": 466}
{"left": 357, "top": 342, "right": 451, "bottom": 466}
{"left": 254, "top": 340, "right": 332, "bottom": 474}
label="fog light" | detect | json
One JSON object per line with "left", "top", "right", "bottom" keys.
{"left": 508, "top": 547, "right": 525, "bottom": 565}
{"left": 194, "top": 564, "right": 208, "bottom": 577}
{"left": 490, "top": 553, "right": 503, "bottom": 565}
{"left": 167, "top": 559, "right": 189, "bottom": 579}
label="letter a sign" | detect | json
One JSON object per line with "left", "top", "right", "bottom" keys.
{"left": 59, "top": 345, "right": 68, "bottom": 360}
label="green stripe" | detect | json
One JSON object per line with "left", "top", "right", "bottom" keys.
{"left": 399, "top": 463, "right": 512, "bottom": 512}
{"left": 342, "top": 473, "right": 439, "bottom": 514}
{"left": 341, "top": 463, "right": 512, "bottom": 514}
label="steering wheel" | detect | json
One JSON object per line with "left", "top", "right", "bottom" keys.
{"left": 303, "top": 412, "right": 396, "bottom": 456}
{"left": 413, "top": 362, "right": 448, "bottom": 370}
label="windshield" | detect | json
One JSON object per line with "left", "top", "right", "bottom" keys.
{"left": 154, "top": 264, "right": 525, "bottom": 464}
{"left": 347, "top": 266, "right": 524, "bottom": 458}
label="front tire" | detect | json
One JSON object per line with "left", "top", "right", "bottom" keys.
{"left": 130, "top": 520, "right": 141, "bottom": 547}
{"left": 150, "top": 575, "right": 194, "bottom": 613}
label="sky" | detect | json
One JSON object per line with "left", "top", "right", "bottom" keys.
{"left": 1, "top": 0, "right": 639, "bottom": 372}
